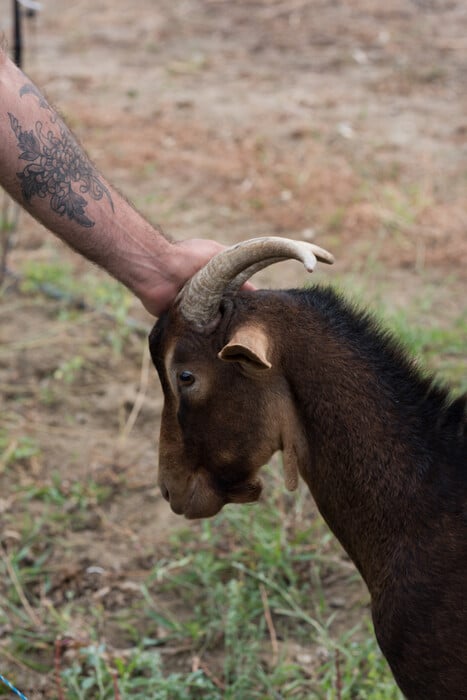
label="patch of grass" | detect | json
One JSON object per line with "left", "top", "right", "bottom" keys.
{"left": 22, "top": 471, "right": 112, "bottom": 509}
{"left": 62, "top": 644, "right": 220, "bottom": 700}
{"left": 20, "top": 258, "right": 132, "bottom": 318}
{"left": 20, "top": 260, "right": 79, "bottom": 297}
{"left": 140, "top": 485, "right": 400, "bottom": 699}
{"left": 1, "top": 467, "right": 400, "bottom": 698}
{"left": 380, "top": 184, "right": 428, "bottom": 229}
{"left": 383, "top": 310, "right": 467, "bottom": 392}
{"left": 0, "top": 431, "right": 40, "bottom": 469}
{"left": 19, "top": 258, "right": 136, "bottom": 353}
{"left": 318, "top": 628, "right": 404, "bottom": 699}
{"left": 315, "top": 277, "right": 467, "bottom": 394}
{"left": 53, "top": 355, "right": 85, "bottom": 384}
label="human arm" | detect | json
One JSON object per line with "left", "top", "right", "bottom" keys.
{"left": 0, "top": 48, "right": 224, "bottom": 316}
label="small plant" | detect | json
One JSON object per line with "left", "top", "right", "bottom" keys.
{"left": 61, "top": 644, "right": 221, "bottom": 700}
{"left": 20, "top": 259, "right": 79, "bottom": 297}
{"left": 23, "top": 472, "right": 112, "bottom": 509}
{"left": 53, "top": 355, "right": 85, "bottom": 384}
{"left": 19, "top": 258, "right": 136, "bottom": 353}
{"left": 0, "top": 431, "right": 40, "bottom": 469}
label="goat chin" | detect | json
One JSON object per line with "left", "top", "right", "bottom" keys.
{"left": 182, "top": 477, "right": 263, "bottom": 519}
{"left": 176, "top": 473, "right": 225, "bottom": 520}
{"left": 182, "top": 492, "right": 224, "bottom": 519}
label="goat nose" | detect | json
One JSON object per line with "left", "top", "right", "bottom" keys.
{"left": 160, "top": 484, "right": 170, "bottom": 502}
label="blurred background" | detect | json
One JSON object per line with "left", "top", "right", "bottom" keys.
{"left": 0, "top": 1, "right": 465, "bottom": 697}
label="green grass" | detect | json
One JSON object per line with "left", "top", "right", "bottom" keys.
{"left": 0, "top": 470, "right": 402, "bottom": 699}
{"left": 72, "top": 491, "right": 401, "bottom": 697}
{"left": 61, "top": 644, "right": 220, "bottom": 700}
{"left": 18, "top": 258, "right": 136, "bottom": 352}
{"left": 317, "top": 276, "right": 467, "bottom": 394}
{"left": 0, "top": 432, "right": 40, "bottom": 468}
{"left": 383, "top": 310, "right": 467, "bottom": 393}
{"left": 135, "top": 493, "right": 402, "bottom": 700}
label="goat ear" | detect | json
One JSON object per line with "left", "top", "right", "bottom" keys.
{"left": 280, "top": 404, "right": 308, "bottom": 492}
{"left": 218, "top": 325, "right": 272, "bottom": 371}
{"left": 282, "top": 445, "right": 300, "bottom": 491}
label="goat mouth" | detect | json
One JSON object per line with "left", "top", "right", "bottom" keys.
{"left": 226, "top": 478, "right": 263, "bottom": 504}
{"left": 183, "top": 492, "right": 224, "bottom": 520}
{"left": 179, "top": 474, "right": 224, "bottom": 520}
{"left": 162, "top": 475, "right": 263, "bottom": 520}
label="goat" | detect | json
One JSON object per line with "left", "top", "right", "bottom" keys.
{"left": 148, "top": 237, "right": 467, "bottom": 700}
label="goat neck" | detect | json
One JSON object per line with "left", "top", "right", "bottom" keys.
{"left": 260, "top": 290, "right": 450, "bottom": 594}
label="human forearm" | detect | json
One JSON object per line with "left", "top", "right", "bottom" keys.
{"left": 0, "top": 49, "right": 223, "bottom": 315}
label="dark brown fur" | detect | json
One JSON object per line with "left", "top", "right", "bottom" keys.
{"left": 149, "top": 286, "right": 467, "bottom": 700}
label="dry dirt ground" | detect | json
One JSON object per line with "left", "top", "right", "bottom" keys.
{"left": 0, "top": 0, "right": 466, "bottom": 696}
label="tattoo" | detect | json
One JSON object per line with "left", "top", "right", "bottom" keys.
{"left": 19, "top": 83, "right": 50, "bottom": 109}
{"left": 8, "top": 84, "right": 114, "bottom": 227}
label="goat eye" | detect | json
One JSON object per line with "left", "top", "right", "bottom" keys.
{"left": 178, "top": 370, "right": 195, "bottom": 387}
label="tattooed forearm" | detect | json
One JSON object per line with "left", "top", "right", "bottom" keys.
{"left": 8, "top": 84, "right": 114, "bottom": 227}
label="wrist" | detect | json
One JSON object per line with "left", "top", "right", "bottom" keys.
{"left": 130, "top": 237, "right": 225, "bottom": 317}
{"left": 116, "top": 226, "right": 176, "bottom": 316}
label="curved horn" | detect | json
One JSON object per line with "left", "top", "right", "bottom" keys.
{"left": 178, "top": 236, "right": 334, "bottom": 328}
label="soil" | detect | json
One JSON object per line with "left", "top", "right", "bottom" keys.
{"left": 0, "top": 0, "right": 466, "bottom": 696}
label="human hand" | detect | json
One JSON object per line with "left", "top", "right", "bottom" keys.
{"left": 137, "top": 238, "right": 254, "bottom": 317}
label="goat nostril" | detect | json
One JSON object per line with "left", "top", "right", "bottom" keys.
{"left": 161, "top": 484, "right": 170, "bottom": 502}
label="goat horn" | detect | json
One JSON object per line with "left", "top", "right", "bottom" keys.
{"left": 178, "top": 236, "right": 334, "bottom": 328}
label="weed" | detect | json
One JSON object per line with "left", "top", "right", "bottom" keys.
{"left": 19, "top": 259, "right": 135, "bottom": 353}
{"left": 61, "top": 644, "right": 220, "bottom": 699}
{"left": 387, "top": 312, "right": 467, "bottom": 386}
{"left": 20, "top": 259, "right": 80, "bottom": 298}
{"left": 53, "top": 356, "right": 85, "bottom": 384}
{"left": 23, "top": 472, "right": 112, "bottom": 509}
{"left": 0, "top": 432, "right": 40, "bottom": 469}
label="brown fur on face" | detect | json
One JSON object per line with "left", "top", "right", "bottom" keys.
{"left": 149, "top": 301, "right": 305, "bottom": 519}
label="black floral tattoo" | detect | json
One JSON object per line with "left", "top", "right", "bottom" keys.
{"left": 8, "top": 85, "right": 113, "bottom": 227}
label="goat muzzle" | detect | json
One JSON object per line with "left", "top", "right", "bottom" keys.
{"left": 159, "top": 471, "right": 226, "bottom": 520}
